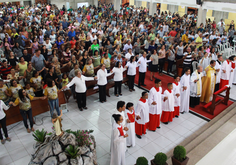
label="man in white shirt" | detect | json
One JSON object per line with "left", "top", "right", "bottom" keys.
{"left": 137, "top": 52, "right": 152, "bottom": 86}
{"left": 123, "top": 40, "right": 133, "bottom": 53}
{"left": 62, "top": 69, "right": 96, "bottom": 111}
{"left": 217, "top": 19, "right": 225, "bottom": 27}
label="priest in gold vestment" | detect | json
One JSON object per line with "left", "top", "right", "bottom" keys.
{"left": 200, "top": 60, "right": 216, "bottom": 103}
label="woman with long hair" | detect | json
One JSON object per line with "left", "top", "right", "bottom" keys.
{"left": 9, "top": 89, "right": 45, "bottom": 133}
{"left": 111, "top": 61, "right": 126, "bottom": 97}
{"left": 125, "top": 56, "right": 138, "bottom": 92}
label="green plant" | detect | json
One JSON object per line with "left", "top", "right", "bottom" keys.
{"left": 65, "top": 129, "right": 94, "bottom": 146}
{"left": 154, "top": 152, "right": 167, "bottom": 165}
{"left": 65, "top": 145, "right": 80, "bottom": 159}
{"left": 136, "top": 156, "right": 148, "bottom": 165}
{"left": 32, "top": 129, "right": 47, "bottom": 143}
{"left": 173, "top": 145, "right": 186, "bottom": 162}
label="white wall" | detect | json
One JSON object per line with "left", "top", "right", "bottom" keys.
{"left": 202, "top": 2, "right": 236, "bottom": 13}
{"left": 136, "top": 0, "right": 199, "bottom": 8}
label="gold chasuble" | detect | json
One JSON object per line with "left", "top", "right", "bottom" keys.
{"left": 200, "top": 65, "right": 216, "bottom": 103}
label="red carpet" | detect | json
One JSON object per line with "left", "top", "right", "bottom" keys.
{"left": 134, "top": 69, "right": 234, "bottom": 120}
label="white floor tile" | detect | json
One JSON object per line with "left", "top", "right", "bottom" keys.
{"left": 1, "top": 85, "right": 208, "bottom": 165}
{"left": 9, "top": 147, "right": 28, "bottom": 162}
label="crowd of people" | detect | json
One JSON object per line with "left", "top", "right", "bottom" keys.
{"left": 0, "top": 3, "right": 235, "bottom": 164}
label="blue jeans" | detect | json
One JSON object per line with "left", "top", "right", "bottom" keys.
{"left": 48, "top": 98, "right": 60, "bottom": 117}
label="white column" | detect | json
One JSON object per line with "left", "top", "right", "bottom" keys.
{"left": 94, "top": 0, "right": 98, "bottom": 7}
{"left": 20, "top": 0, "right": 24, "bottom": 6}
{"left": 114, "top": 0, "right": 120, "bottom": 12}
{"left": 149, "top": 0, "right": 157, "bottom": 16}
{"left": 197, "top": 6, "right": 207, "bottom": 27}
{"left": 31, "top": 0, "right": 35, "bottom": 5}
{"left": 135, "top": 1, "right": 142, "bottom": 8}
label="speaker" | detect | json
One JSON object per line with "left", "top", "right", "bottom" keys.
{"left": 196, "top": 0, "right": 202, "bottom": 5}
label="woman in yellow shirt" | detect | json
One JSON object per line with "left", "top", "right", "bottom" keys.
{"left": 82, "top": 58, "right": 95, "bottom": 77}
{"left": 44, "top": 79, "right": 61, "bottom": 118}
{"left": 9, "top": 89, "right": 45, "bottom": 133}
{"left": 30, "top": 71, "right": 43, "bottom": 97}
{"left": 9, "top": 80, "right": 23, "bottom": 101}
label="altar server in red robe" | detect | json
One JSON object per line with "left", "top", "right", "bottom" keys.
{"left": 125, "top": 102, "right": 135, "bottom": 147}
{"left": 110, "top": 114, "right": 128, "bottom": 165}
{"left": 147, "top": 79, "right": 166, "bottom": 131}
{"left": 161, "top": 83, "right": 174, "bottom": 124}
{"left": 220, "top": 56, "right": 234, "bottom": 88}
{"left": 135, "top": 92, "right": 149, "bottom": 139}
{"left": 173, "top": 75, "right": 181, "bottom": 118}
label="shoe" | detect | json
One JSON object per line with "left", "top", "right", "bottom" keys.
{"left": 104, "top": 100, "right": 107, "bottom": 102}
{"left": 1, "top": 139, "right": 5, "bottom": 144}
{"left": 180, "top": 112, "right": 184, "bottom": 114}
{"left": 163, "top": 122, "right": 168, "bottom": 125}
{"left": 151, "top": 130, "right": 155, "bottom": 132}
{"left": 31, "top": 127, "right": 35, "bottom": 132}
{"left": 101, "top": 101, "right": 104, "bottom": 103}
{"left": 157, "top": 127, "right": 161, "bottom": 129}
{"left": 127, "top": 146, "right": 132, "bottom": 148}
{"left": 136, "top": 134, "right": 142, "bottom": 139}
{"left": 132, "top": 89, "right": 135, "bottom": 91}
{"left": 142, "top": 84, "right": 147, "bottom": 86}
{"left": 175, "top": 115, "right": 179, "bottom": 118}
{"left": 129, "top": 89, "right": 132, "bottom": 92}
{"left": 119, "top": 93, "right": 122, "bottom": 96}
{"left": 27, "top": 128, "right": 31, "bottom": 133}
{"left": 83, "top": 107, "right": 88, "bottom": 109}
{"left": 79, "top": 108, "right": 83, "bottom": 111}
{"left": 116, "top": 94, "right": 119, "bottom": 97}
{"left": 6, "top": 137, "right": 11, "bottom": 142}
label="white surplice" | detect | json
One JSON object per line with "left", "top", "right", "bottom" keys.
{"left": 135, "top": 100, "right": 149, "bottom": 125}
{"left": 110, "top": 123, "right": 126, "bottom": 165}
{"left": 221, "top": 60, "right": 232, "bottom": 81}
{"left": 180, "top": 74, "right": 191, "bottom": 113}
{"left": 215, "top": 60, "right": 222, "bottom": 84}
{"left": 125, "top": 109, "right": 135, "bottom": 147}
{"left": 199, "top": 57, "right": 210, "bottom": 71}
{"left": 190, "top": 70, "right": 203, "bottom": 97}
{"left": 162, "top": 90, "right": 174, "bottom": 112}
{"left": 172, "top": 82, "right": 181, "bottom": 107}
{"left": 148, "top": 87, "right": 163, "bottom": 115}
{"left": 229, "top": 61, "right": 236, "bottom": 87}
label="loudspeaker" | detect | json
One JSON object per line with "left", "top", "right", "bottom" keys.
{"left": 196, "top": 0, "right": 202, "bottom": 5}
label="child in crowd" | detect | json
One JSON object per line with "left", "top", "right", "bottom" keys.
{"left": 61, "top": 73, "right": 69, "bottom": 88}
{"left": 125, "top": 102, "right": 135, "bottom": 148}
{"left": 25, "top": 82, "right": 35, "bottom": 97}
{"left": 161, "top": 83, "right": 174, "bottom": 124}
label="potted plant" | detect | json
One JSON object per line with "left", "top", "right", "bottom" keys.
{"left": 32, "top": 129, "right": 47, "bottom": 143}
{"left": 136, "top": 156, "right": 148, "bottom": 165}
{"left": 151, "top": 152, "right": 168, "bottom": 165}
{"left": 65, "top": 145, "right": 80, "bottom": 159}
{"left": 171, "top": 145, "right": 189, "bottom": 165}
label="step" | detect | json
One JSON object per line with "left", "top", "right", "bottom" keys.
{"left": 166, "top": 102, "right": 236, "bottom": 164}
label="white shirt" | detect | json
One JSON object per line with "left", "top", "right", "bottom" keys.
{"left": 97, "top": 69, "right": 112, "bottom": 86}
{"left": 112, "top": 67, "right": 125, "bottom": 81}
{"left": 66, "top": 75, "right": 94, "bottom": 93}
{"left": 49, "top": 34, "right": 56, "bottom": 43}
{"left": 137, "top": 56, "right": 151, "bottom": 72}
{"left": 126, "top": 61, "right": 137, "bottom": 76}
{"left": 0, "top": 100, "right": 9, "bottom": 120}
{"left": 125, "top": 52, "right": 134, "bottom": 61}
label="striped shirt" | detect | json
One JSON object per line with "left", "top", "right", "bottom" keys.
{"left": 0, "top": 65, "right": 12, "bottom": 80}
{"left": 183, "top": 52, "right": 192, "bottom": 65}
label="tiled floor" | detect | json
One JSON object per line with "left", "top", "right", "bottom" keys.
{"left": 0, "top": 85, "right": 208, "bottom": 165}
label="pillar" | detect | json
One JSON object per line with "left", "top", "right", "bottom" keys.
{"left": 135, "top": 1, "right": 142, "bottom": 8}
{"left": 130, "top": 0, "right": 134, "bottom": 6}
{"left": 20, "top": 0, "right": 24, "bottom": 6}
{"left": 149, "top": 0, "right": 157, "bottom": 16}
{"left": 31, "top": 0, "right": 35, "bottom": 5}
{"left": 93, "top": 0, "right": 98, "bottom": 7}
{"left": 114, "top": 0, "right": 120, "bottom": 12}
{"left": 197, "top": 6, "right": 207, "bottom": 27}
